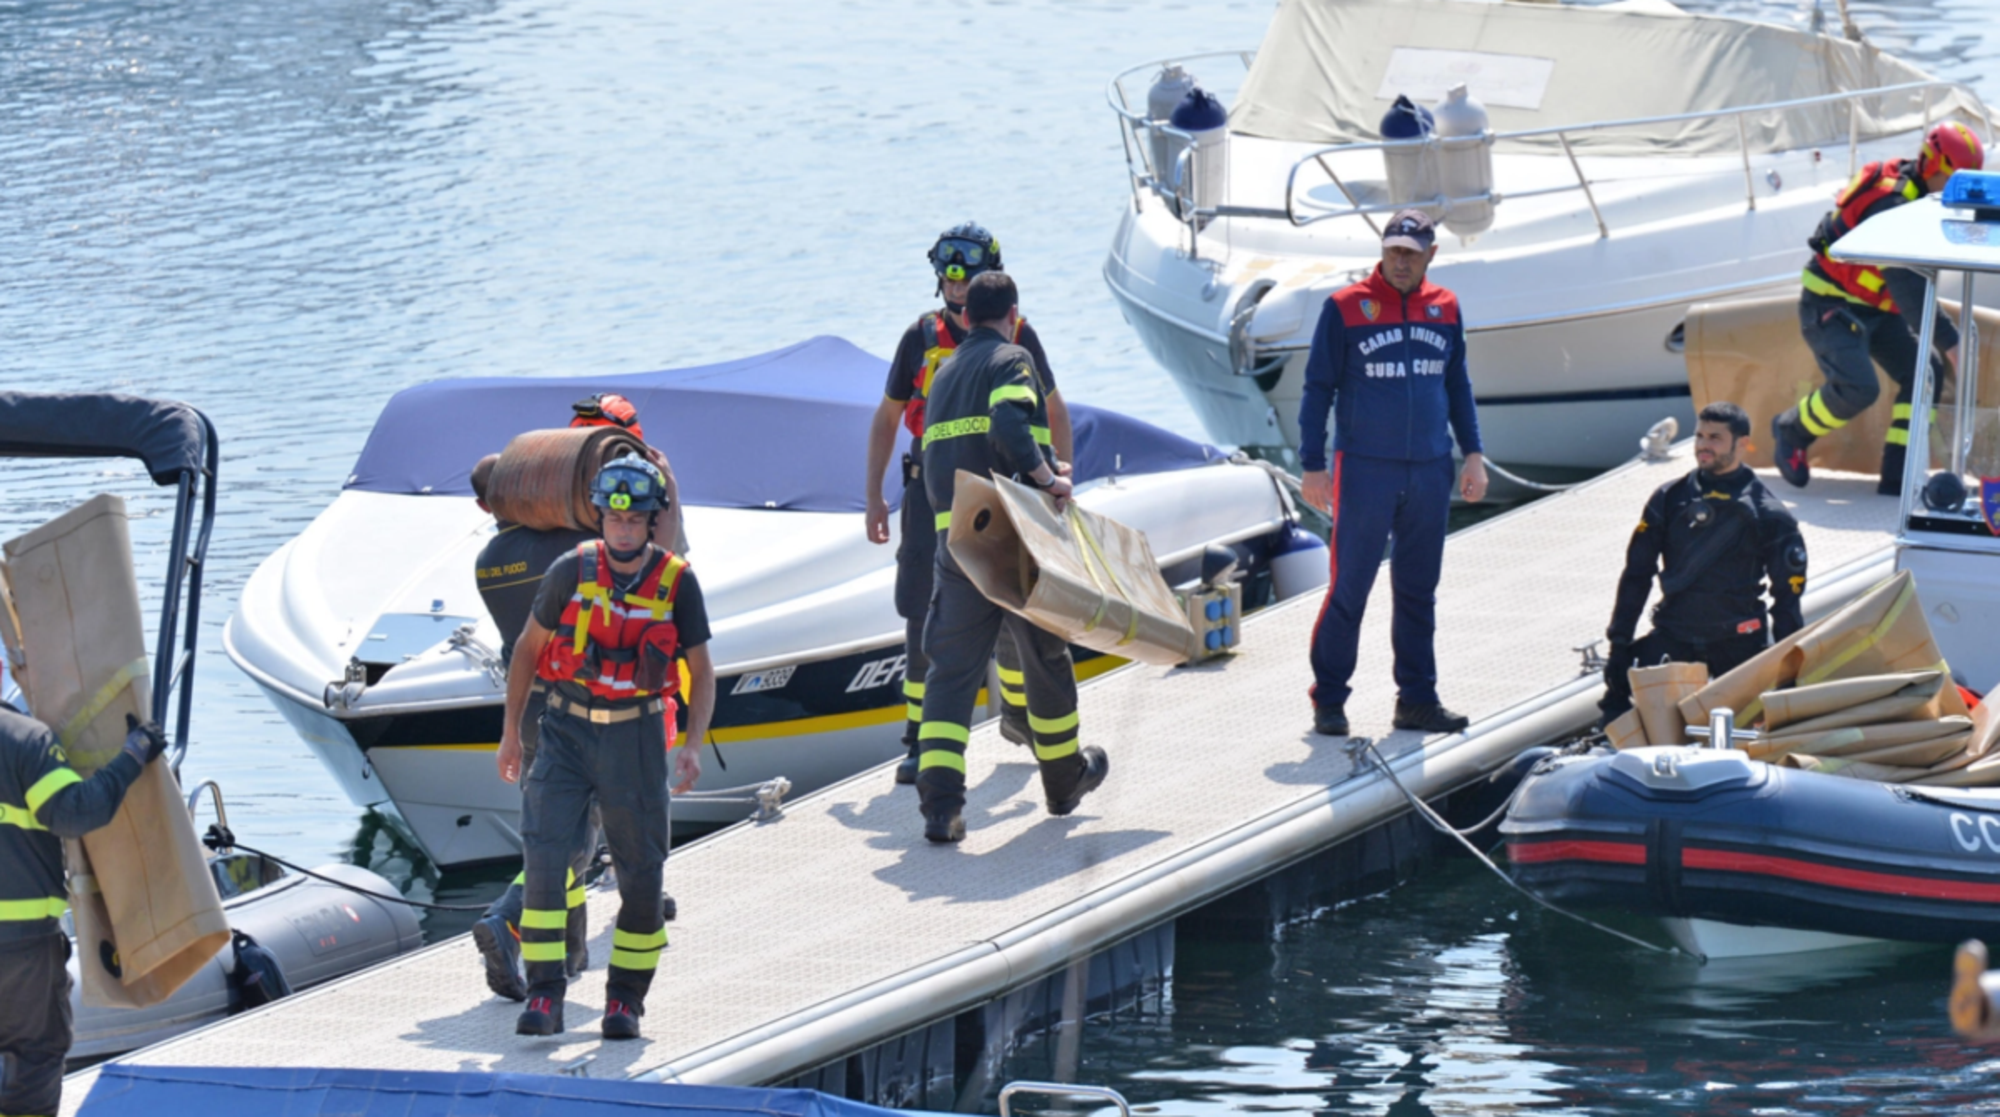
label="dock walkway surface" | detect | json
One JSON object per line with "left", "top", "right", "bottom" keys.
{"left": 64, "top": 447, "right": 1897, "bottom": 1112}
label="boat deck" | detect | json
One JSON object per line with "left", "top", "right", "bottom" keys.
{"left": 64, "top": 446, "right": 1898, "bottom": 1112}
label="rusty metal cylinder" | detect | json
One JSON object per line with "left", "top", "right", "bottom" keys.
{"left": 486, "top": 426, "right": 647, "bottom": 533}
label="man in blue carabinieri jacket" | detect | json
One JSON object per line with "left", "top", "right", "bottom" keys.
{"left": 1297, "top": 209, "right": 1487, "bottom": 739}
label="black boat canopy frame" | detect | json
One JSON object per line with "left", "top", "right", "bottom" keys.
{"left": 0, "top": 392, "right": 218, "bottom": 771}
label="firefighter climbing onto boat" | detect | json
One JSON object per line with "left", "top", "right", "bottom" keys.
{"left": 911, "top": 270, "right": 1107, "bottom": 843}
{"left": 1600, "top": 401, "right": 1807, "bottom": 722}
{"left": 0, "top": 705, "right": 167, "bottom": 1117}
{"left": 497, "top": 454, "right": 715, "bottom": 1039}
{"left": 864, "top": 222, "right": 1075, "bottom": 783}
{"left": 1771, "top": 122, "right": 1983, "bottom": 494}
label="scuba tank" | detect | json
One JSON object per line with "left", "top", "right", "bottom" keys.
{"left": 1169, "top": 86, "right": 1230, "bottom": 224}
{"left": 1379, "top": 94, "right": 1440, "bottom": 211}
{"left": 1145, "top": 65, "right": 1197, "bottom": 190}
{"left": 1433, "top": 83, "right": 1495, "bottom": 238}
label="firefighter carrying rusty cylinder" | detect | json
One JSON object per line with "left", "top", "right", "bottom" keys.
{"left": 865, "top": 223, "right": 1075, "bottom": 782}
{"left": 497, "top": 455, "right": 714, "bottom": 1040}
{"left": 0, "top": 706, "right": 166, "bottom": 1117}
{"left": 1771, "top": 122, "right": 1985, "bottom": 495}
{"left": 912, "top": 271, "right": 1107, "bottom": 843}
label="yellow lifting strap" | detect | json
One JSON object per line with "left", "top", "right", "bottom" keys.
{"left": 57, "top": 657, "right": 149, "bottom": 752}
{"left": 1066, "top": 505, "right": 1141, "bottom": 648}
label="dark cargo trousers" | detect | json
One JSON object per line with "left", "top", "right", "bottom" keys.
{"left": 486, "top": 684, "right": 593, "bottom": 967}
{"left": 519, "top": 703, "right": 668, "bottom": 1008}
{"left": 0, "top": 933, "right": 69, "bottom": 1117}
{"left": 914, "top": 539, "right": 1089, "bottom": 820}
{"left": 1782, "top": 292, "right": 1937, "bottom": 492}
{"left": 896, "top": 458, "right": 1029, "bottom": 744}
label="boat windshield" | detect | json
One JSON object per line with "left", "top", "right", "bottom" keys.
{"left": 1828, "top": 194, "right": 2000, "bottom": 544}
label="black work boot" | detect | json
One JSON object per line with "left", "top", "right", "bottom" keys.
{"left": 1000, "top": 708, "right": 1031, "bottom": 746}
{"left": 895, "top": 740, "right": 920, "bottom": 785}
{"left": 923, "top": 808, "right": 966, "bottom": 843}
{"left": 1312, "top": 704, "right": 1349, "bottom": 737}
{"left": 1877, "top": 442, "right": 1907, "bottom": 496}
{"left": 472, "top": 912, "right": 527, "bottom": 1002}
{"left": 564, "top": 901, "right": 589, "bottom": 981}
{"left": 516, "top": 993, "right": 565, "bottom": 1036}
{"left": 1047, "top": 747, "right": 1109, "bottom": 817}
{"left": 602, "top": 997, "right": 643, "bottom": 1040}
{"left": 1771, "top": 413, "right": 1812, "bottom": 489}
{"left": 1393, "top": 701, "right": 1471, "bottom": 735}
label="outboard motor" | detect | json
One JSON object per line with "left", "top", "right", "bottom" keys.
{"left": 1379, "top": 94, "right": 1438, "bottom": 210}
{"left": 1145, "top": 64, "right": 1197, "bottom": 189}
{"left": 1434, "top": 83, "right": 1495, "bottom": 238}
{"left": 1169, "top": 86, "right": 1230, "bottom": 224}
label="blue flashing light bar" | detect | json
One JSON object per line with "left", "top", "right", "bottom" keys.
{"left": 1942, "top": 170, "right": 2000, "bottom": 218}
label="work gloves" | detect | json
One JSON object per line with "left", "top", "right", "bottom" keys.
{"left": 122, "top": 713, "right": 169, "bottom": 766}
{"left": 1603, "top": 638, "right": 1634, "bottom": 689}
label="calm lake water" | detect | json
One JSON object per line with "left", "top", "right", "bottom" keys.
{"left": 4, "top": 0, "right": 1997, "bottom": 1109}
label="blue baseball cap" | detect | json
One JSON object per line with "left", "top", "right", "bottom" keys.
{"left": 1382, "top": 208, "right": 1436, "bottom": 251}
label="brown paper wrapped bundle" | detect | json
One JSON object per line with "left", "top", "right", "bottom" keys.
{"left": 1630, "top": 661, "right": 1707, "bottom": 745}
{"left": 1605, "top": 708, "right": 1648, "bottom": 750}
{"left": 1782, "top": 754, "right": 1927, "bottom": 782}
{"left": 1678, "top": 571, "right": 1969, "bottom": 730}
{"left": 0, "top": 496, "right": 228, "bottom": 1007}
{"left": 947, "top": 472, "right": 1194, "bottom": 666}
{"left": 1756, "top": 718, "right": 1973, "bottom": 765}
{"left": 486, "top": 426, "right": 650, "bottom": 533}
{"left": 1761, "top": 669, "right": 1944, "bottom": 730}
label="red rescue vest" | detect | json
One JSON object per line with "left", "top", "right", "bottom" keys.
{"left": 536, "top": 542, "right": 687, "bottom": 702}
{"left": 1804, "top": 160, "right": 1922, "bottom": 312}
{"left": 900, "top": 312, "right": 1027, "bottom": 437}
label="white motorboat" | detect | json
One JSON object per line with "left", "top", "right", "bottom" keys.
{"left": 1103, "top": 0, "right": 1989, "bottom": 471}
{"left": 225, "top": 337, "right": 1328, "bottom": 868}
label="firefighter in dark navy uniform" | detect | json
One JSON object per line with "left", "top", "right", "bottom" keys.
{"left": 1297, "top": 209, "right": 1487, "bottom": 740}
{"left": 0, "top": 706, "right": 165, "bottom": 1117}
{"left": 467, "top": 453, "right": 596, "bottom": 1002}
{"left": 1771, "top": 123, "right": 1983, "bottom": 494}
{"left": 497, "top": 455, "right": 714, "bottom": 1040}
{"left": 864, "top": 223, "right": 1074, "bottom": 783}
{"left": 1600, "top": 402, "right": 1808, "bottom": 722}
{"left": 911, "top": 271, "right": 1107, "bottom": 843}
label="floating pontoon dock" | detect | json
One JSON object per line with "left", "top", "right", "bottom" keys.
{"left": 63, "top": 445, "right": 1898, "bottom": 1114}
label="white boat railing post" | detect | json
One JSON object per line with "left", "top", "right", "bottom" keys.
{"left": 1849, "top": 97, "right": 1861, "bottom": 177}
{"left": 1899, "top": 268, "right": 1945, "bottom": 532}
{"left": 1737, "top": 113, "right": 1758, "bottom": 211}
{"left": 1558, "top": 132, "right": 1608, "bottom": 238}
{"left": 1955, "top": 269, "right": 1979, "bottom": 480}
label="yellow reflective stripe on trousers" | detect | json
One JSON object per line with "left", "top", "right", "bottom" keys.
{"left": 923, "top": 416, "right": 991, "bottom": 447}
{"left": 1885, "top": 426, "right": 1910, "bottom": 445}
{"left": 520, "top": 940, "right": 566, "bottom": 962}
{"left": 0, "top": 896, "right": 69, "bottom": 921}
{"left": 1800, "top": 391, "right": 1842, "bottom": 437}
{"left": 990, "top": 384, "right": 1037, "bottom": 409}
{"left": 24, "top": 768, "right": 81, "bottom": 815}
{"left": 0, "top": 803, "right": 47, "bottom": 831}
{"left": 1892, "top": 403, "right": 1914, "bottom": 419}
{"left": 1001, "top": 689, "right": 1027, "bottom": 708}
{"left": 995, "top": 666, "right": 1024, "bottom": 685}
{"left": 567, "top": 884, "right": 587, "bottom": 909}
{"left": 904, "top": 679, "right": 926, "bottom": 699}
{"left": 918, "top": 722, "right": 969, "bottom": 744}
{"left": 1028, "top": 710, "right": 1078, "bottom": 735}
{"left": 935, "top": 511, "right": 952, "bottom": 532}
{"left": 918, "top": 750, "right": 967, "bottom": 773}
{"left": 1033, "top": 737, "right": 1080, "bottom": 762}
{"left": 520, "top": 907, "right": 567, "bottom": 930}
{"left": 610, "top": 927, "right": 667, "bottom": 971}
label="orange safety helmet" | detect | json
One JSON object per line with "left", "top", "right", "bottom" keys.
{"left": 570, "top": 392, "right": 644, "bottom": 441}
{"left": 1921, "top": 122, "right": 1986, "bottom": 182}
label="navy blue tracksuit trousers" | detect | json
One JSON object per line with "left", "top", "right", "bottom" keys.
{"left": 1309, "top": 452, "right": 1454, "bottom": 709}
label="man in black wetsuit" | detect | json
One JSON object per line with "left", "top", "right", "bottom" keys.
{"left": 1600, "top": 402, "right": 1809, "bottom": 722}
{"left": 468, "top": 453, "right": 596, "bottom": 1002}
{"left": 911, "top": 271, "right": 1107, "bottom": 843}
{"left": 0, "top": 707, "right": 166, "bottom": 1117}
{"left": 864, "top": 223, "right": 1073, "bottom": 783}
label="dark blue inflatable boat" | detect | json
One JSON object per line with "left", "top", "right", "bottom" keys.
{"left": 1502, "top": 746, "right": 2000, "bottom": 951}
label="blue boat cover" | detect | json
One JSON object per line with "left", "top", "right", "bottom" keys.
{"left": 79, "top": 1065, "right": 952, "bottom": 1117}
{"left": 344, "top": 336, "right": 1225, "bottom": 512}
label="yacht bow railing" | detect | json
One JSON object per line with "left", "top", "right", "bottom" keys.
{"left": 1108, "top": 57, "right": 1991, "bottom": 241}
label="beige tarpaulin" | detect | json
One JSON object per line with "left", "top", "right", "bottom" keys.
{"left": 1685, "top": 295, "right": 2000, "bottom": 474}
{"left": 0, "top": 495, "right": 227, "bottom": 1007}
{"left": 1231, "top": 0, "right": 1983, "bottom": 156}
{"left": 948, "top": 472, "right": 1195, "bottom": 666}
